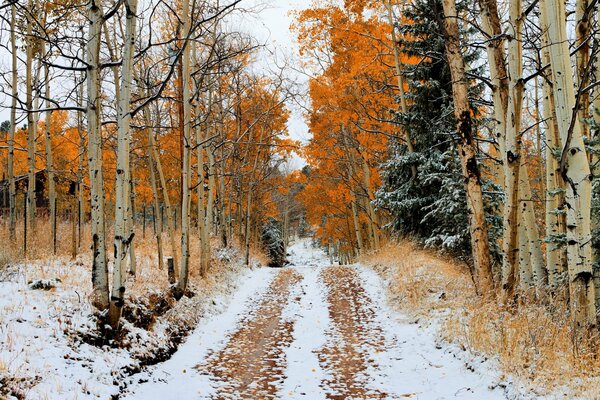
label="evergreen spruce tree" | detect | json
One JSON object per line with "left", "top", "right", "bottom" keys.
{"left": 376, "top": 0, "right": 485, "bottom": 255}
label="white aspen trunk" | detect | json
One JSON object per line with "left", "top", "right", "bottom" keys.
{"left": 593, "top": 3, "right": 600, "bottom": 309}
{"left": 499, "top": 0, "right": 524, "bottom": 295}
{"left": 149, "top": 103, "right": 179, "bottom": 279}
{"left": 87, "top": 0, "right": 109, "bottom": 311}
{"left": 109, "top": 0, "right": 138, "bottom": 329}
{"left": 25, "top": 1, "right": 36, "bottom": 233}
{"left": 442, "top": 0, "right": 494, "bottom": 294}
{"left": 44, "top": 64, "right": 57, "bottom": 255}
{"left": 543, "top": 74, "right": 566, "bottom": 288}
{"left": 218, "top": 156, "right": 228, "bottom": 247}
{"left": 175, "top": 0, "right": 192, "bottom": 298}
{"left": 519, "top": 162, "right": 546, "bottom": 288}
{"left": 206, "top": 144, "right": 216, "bottom": 252}
{"left": 196, "top": 86, "right": 211, "bottom": 276}
{"left": 519, "top": 214, "right": 533, "bottom": 290}
{"left": 128, "top": 175, "right": 137, "bottom": 275}
{"left": 350, "top": 199, "right": 363, "bottom": 255}
{"left": 361, "top": 156, "right": 380, "bottom": 250}
{"left": 383, "top": 0, "right": 417, "bottom": 178}
{"left": 541, "top": 0, "right": 596, "bottom": 326}
{"left": 342, "top": 128, "right": 364, "bottom": 254}
{"left": 575, "top": 0, "right": 591, "bottom": 142}
{"left": 8, "top": 1, "right": 17, "bottom": 240}
{"left": 77, "top": 76, "right": 85, "bottom": 252}
{"left": 244, "top": 129, "right": 265, "bottom": 266}
{"left": 144, "top": 106, "right": 164, "bottom": 271}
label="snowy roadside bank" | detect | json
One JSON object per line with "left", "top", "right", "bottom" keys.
{"left": 0, "top": 245, "right": 261, "bottom": 400}
{"left": 360, "top": 241, "right": 596, "bottom": 400}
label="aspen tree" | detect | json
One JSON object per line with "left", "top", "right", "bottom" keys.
{"left": 87, "top": 0, "right": 109, "bottom": 311}
{"left": 543, "top": 64, "right": 567, "bottom": 288}
{"left": 77, "top": 71, "right": 85, "bottom": 252}
{"left": 540, "top": 0, "right": 596, "bottom": 325}
{"left": 175, "top": 0, "right": 193, "bottom": 298}
{"left": 25, "top": 0, "right": 36, "bottom": 233}
{"left": 109, "top": 0, "right": 138, "bottom": 328}
{"left": 479, "top": 0, "right": 545, "bottom": 294}
{"left": 575, "top": 0, "right": 591, "bottom": 142}
{"left": 143, "top": 106, "right": 164, "bottom": 271}
{"left": 8, "top": 0, "right": 17, "bottom": 241}
{"left": 44, "top": 65, "right": 57, "bottom": 254}
{"left": 442, "top": 0, "right": 494, "bottom": 293}
{"left": 149, "top": 100, "right": 180, "bottom": 281}
{"left": 244, "top": 127, "right": 265, "bottom": 266}
{"left": 500, "top": 0, "right": 525, "bottom": 294}
{"left": 383, "top": 0, "right": 417, "bottom": 178}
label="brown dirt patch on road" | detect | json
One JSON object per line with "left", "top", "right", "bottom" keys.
{"left": 196, "top": 268, "right": 302, "bottom": 399}
{"left": 318, "top": 266, "right": 390, "bottom": 400}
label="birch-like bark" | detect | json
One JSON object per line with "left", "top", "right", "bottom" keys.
{"left": 442, "top": 0, "right": 494, "bottom": 294}
{"left": 77, "top": 71, "right": 85, "bottom": 252}
{"left": 44, "top": 65, "right": 57, "bottom": 255}
{"left": 25, "top": 0, "right": 36, "bottom": 232}
{"left": 543, "top": 66, "right": 567, "bottom": 288}
{"left": 499, "top": 0, "right": 525, "bottom": 295}
{"left": 110, "top": 0, "right": 139, "bottom": 328}
{"left": 87, "top": 0, "right": 109, "bottom": 311}
{"left": 575, "top": 0, "right": 591, "bottom": 142}
{"left": 361, "top": 156, "right": 380, "bottom": 250}
{"left": 519, "top": 161, "right": 546, "bottom": 288}
{"left": 244, "top": 129, "right": 265, "bottom": 266}
{"left": 8, "top": 1, "right": 17, "bottom": 240}
{"left": 144, "top": 106, "right": 164, "bottom": 272}
{"left": 150, "top": 101, "right": 180, "bottom": 279}
{"left": 541, "top": 0, "right": 596, "bottom": 325}
{"left": 175, "top": 0, "right": 192, "bottom": 298}
{"left": 383, "top": 0, "right": 417, "bottom": 178}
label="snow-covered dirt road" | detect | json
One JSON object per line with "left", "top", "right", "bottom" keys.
{"left": 124, "top": 241, "right": 507, "bottom": 400}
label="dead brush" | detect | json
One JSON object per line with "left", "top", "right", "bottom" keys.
{"left": 361, "top": 239, "right": 600, "bottom": 397}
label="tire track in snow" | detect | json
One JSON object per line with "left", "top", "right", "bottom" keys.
{"left": 196, "top": 268, "right": 303, "bottom": 399}
{"left": 318, "top": 266, "right": 392, "bottom": 400}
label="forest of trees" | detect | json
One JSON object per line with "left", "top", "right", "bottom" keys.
{"left": 1, "top": 0, "right": 599, "bottom": 343}
{"left": 294, "top": 0, "right": 600, "bottom": 329}
{"left": 4, "top": 0, "right": 600, "bottom": 398}
{"left": 0, "top": 0, "right": 305, "bottom": 332}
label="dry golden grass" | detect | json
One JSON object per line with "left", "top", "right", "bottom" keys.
{"left": 361, "top": 240, "right": 600, "bottom": 398}
{"left": 0, "top": 215, "right": 266, "bottom": 305}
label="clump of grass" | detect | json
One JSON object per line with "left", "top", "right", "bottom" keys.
{"left": 361, "top": 239, "right": 600, "bottom": 398}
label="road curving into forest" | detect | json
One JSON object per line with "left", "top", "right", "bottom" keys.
{"left": 125, "top": 240, "right": 507, "bottom": 400}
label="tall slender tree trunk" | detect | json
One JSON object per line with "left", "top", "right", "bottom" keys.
{"left": 87, "top": 0, "right": 109, "bottom": 311}
{"left": 442, "top": 0, "right": 494, "bottom": 294}
{"left": 543, "top": 68, "right": 567, "bottom": 289}
{"left": 499, "top": 0, "right": 525, "bottom": 296}
{"left": 541, "top": 0, "right": 596, "bottom": 326}
{"left": 8, "top": 1, "right": 17, "bottom": 241}
{"left": 175, "top": 0, "right": 192, "bottom": 298}
{"left": 108, "top": 0, "right": 138, "bottom": 329}
{"left": 383, "top": 0, "right": 417, "bottom": 178}
{"left": 25, "top": 1, "right": 36, "bottom": 233}
{"left": 361, "top": 156, "right": 380, "bottom": 250}
{"left": 44, "top": 65, "right": 57, "bottom": 255}
{"left": 575, "top": 0, "right": 591, "bottom": 142}
{"left": 144, "top": 106, "right": 164, "bottom": 272}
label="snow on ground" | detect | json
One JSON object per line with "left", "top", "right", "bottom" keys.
{"left": 2, "top": 238, "right": 545, "bottom": 399}
{"left": 279, "top": 252, "right": 331, "bottom": 399}
{"left": 356, "top": 266, "right": 506, "bottom": 399}
{"left": 124, "top": 238, "right": 517, "bottom": 400}
{"left": 122, "top": 267, "right": 277, "bottom": 399}
{"left": 0, "top": 246, "right": 256, "bottom": 400}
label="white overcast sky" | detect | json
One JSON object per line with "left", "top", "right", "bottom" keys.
{"left": 0, "top": 0, "right": 312, "bottom": 168}
{"left": 233, "top": 0, "right": 312, "bottom": 168}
